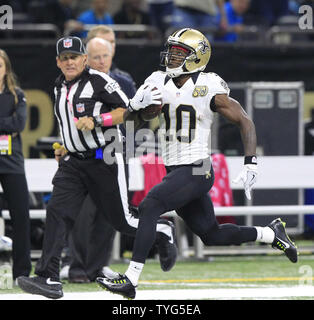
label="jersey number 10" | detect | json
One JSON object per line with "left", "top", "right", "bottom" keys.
{"left": 162, "top": 104, "right": 196, "bottom": 143}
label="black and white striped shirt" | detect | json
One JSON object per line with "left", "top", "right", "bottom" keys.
{"left": 54, "top": 67, "right": 129, "bottom": 153}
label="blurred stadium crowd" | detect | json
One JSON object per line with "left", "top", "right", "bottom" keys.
{"left": 1, "top": 0, "right": 314, "bottom": 42}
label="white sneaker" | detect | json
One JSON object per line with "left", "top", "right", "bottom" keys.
{"left": 60, "top": 265, "right": 69, "bottom": 280}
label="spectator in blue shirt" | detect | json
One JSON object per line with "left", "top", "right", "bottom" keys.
{"left": 76, "top": 0, "right": 114, "bottom": 38}
{"left": 216, "top": 0, "right": 251, "bottom": 42}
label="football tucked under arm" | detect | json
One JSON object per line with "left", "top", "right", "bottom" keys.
{"left": 123, "top": 109, "right": 145, "bottom": 130}
{"left": 139, "top": 103, "right": 162, "bottom": 121}
{"left": 125, "top": 86, "right": 162, "bottom": 126}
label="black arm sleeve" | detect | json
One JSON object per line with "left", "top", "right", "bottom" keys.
{"left": 210, "top": 95, "right": 217, "bottom": 112}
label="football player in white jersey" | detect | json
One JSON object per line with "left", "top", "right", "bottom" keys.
{"left": 96, "top": 28, "right": 298, "bottom": 299}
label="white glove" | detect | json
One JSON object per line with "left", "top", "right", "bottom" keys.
{"left": 233, "top": 164, "right": 258, "bottom": 200}
{"left": 128, "top": 84, "right": 162, "bottom": 112}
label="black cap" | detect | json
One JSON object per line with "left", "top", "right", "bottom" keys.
{"left": 56, "top": 36, "right": 86, "bottom": 56}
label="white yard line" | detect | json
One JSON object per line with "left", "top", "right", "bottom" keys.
{"left": 1, "top": 286, "right": 314, "bottom": 300}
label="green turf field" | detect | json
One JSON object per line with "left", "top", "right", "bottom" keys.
{"left": 1, "top": 254, "right": 314, "bottom": 297}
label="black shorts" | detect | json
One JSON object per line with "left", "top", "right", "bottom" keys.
{"left": 144, "top": 157, "right": 218, "bottom": 236}
{"left": 146, "top": 157, "right": 214, "bottom": 210}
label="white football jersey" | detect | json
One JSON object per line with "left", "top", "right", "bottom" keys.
{"left": 144, "top": 71, "right": 230, "bottom": 166}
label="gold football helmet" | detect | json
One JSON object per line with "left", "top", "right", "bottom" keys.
{"left": 160, "top": 28, "right": 211, "bottom": 78}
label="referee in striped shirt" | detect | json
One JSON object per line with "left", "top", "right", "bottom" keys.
{"left": 17, "top": 36, "right": 177, "bottom": 299}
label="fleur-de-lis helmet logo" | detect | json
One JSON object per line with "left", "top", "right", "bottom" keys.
{"left": 198, "top": 40, "right": 210, "bottom": 55}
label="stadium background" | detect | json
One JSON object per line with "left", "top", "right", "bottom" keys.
{"left": 1, "top": 0, "right": 314, "bottom": 300}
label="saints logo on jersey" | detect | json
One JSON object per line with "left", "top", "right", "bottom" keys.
{"left": 192, "top": 86, "right": 208, "bottom": 97}
{"left": 205, "top": 170, "right": 211, "bottom": 179}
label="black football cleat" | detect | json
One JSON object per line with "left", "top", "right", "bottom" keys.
{"left": 17, "top": 276, "right": 63, "bottom": 299}
{"left": 96, "top": 274, "right": 136, "bottom": 300}
{"left": 268, "top": 218, "right": 298, "bottom": 263}
{"left": 156, "top": 220, "right": 178, "bottom": 272}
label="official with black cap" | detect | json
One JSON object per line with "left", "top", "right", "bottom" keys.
{"left": 17, "top": 36, "right": 177, "bottom": 299}
{"left": 56, "top": 36, "right": 86, "bottom": 56}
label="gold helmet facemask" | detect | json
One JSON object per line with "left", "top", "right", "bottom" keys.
{"left": 160, "top": 28, "right": 211, "bottom": 78}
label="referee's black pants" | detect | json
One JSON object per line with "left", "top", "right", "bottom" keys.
{"left": 67, "top": 195, "right": 116, "bottom": 281}
{"left": 35, "top": 153, "right": 138, "bottom": 280}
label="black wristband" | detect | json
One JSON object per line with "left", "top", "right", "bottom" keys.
{"left": 93, "top": 115, "right": 103, "bottom": 127}
{"left": 244, "top": 156, "right": 257, "bottom": 165}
